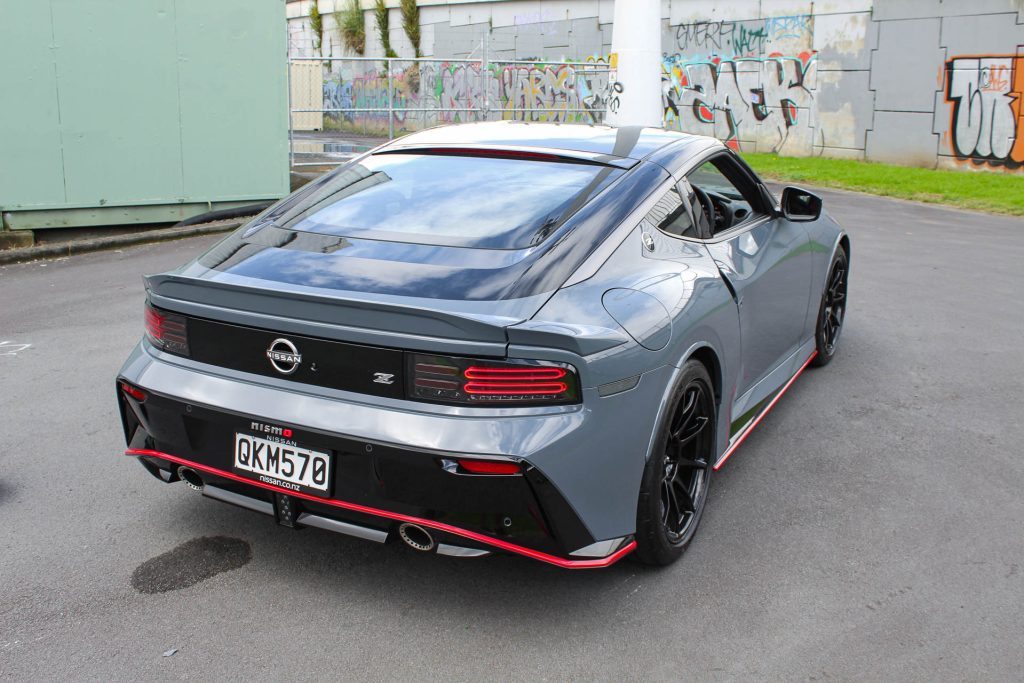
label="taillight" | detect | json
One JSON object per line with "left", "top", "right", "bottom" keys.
{"left": 144, "top": 303, "right": 189, "bottom": 356}
{"left": 455, "top": 458, "right": 521, "bottom": 475}
{"left": 408, "top": 354, "right": 580, "bottom": 406}
{"left": 120, "top": 381, "right": 148, "bottom": 402}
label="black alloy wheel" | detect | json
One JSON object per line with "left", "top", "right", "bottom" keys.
{"left": 813, "top": 246, "right": 848, "bottom": 366}
{"left": 635, "top": 360, "right": 715, "bottom": 566}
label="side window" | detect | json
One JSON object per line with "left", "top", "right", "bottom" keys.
{"left": 687, "top": 154, "right": 767, "bottom": 236}
{"left": 645, "top": 185, "right": 700, "bottom": 238}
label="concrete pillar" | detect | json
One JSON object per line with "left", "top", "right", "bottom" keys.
{"left": 605, "top": 0, "right": 662, "bottom": 128}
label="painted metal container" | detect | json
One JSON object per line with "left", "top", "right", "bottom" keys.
{"left": 0, "top": 0, "right": 289, "bottom": 230}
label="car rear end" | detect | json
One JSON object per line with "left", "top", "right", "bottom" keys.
{"left": 115, "top": 137, "right": 670, "bottom": 568}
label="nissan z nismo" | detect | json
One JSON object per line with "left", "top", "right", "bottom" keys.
{"left": 116, "top": 122, "right": 850, "bottom": 568}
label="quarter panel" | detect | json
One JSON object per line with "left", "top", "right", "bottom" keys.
{"left": 516, "top": 227, "right": 742, "bottom": 536}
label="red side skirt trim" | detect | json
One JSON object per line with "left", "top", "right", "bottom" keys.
{"left": 125, "top": 448, "right": 635, "bottom": 570}
{"left": 713, "top": 350, "right": 817, "bottom": 472}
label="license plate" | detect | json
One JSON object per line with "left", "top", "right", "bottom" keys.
{"left": 233, "top": 433, "right": 331, "bottom": 495}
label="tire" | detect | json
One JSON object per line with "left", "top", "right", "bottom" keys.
{"left": 634, "top": 360, "right": 716, "bottom": 566}
{"left": 812, "top": 246, "right": 848, "bottom": 367}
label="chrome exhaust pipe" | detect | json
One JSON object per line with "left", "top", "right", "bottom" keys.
{"left": 177, "top": 466, "right": 204, "bottom": 491}
{"left": 397, "top": 523, "right": 435, "bottom": 552}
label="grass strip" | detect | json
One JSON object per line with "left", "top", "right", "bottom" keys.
{"left": 742, "top": 153, "right": 1024, "bottom": 216}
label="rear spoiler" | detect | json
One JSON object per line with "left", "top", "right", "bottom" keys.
{"left": 145, "top": 273, "right": 629, "bottom": 359}
{"left": 144, "top": 273, "right": 520, "bottom": 356}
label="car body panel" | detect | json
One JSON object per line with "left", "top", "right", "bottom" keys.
{"left": 706, "top": 216, "right": 812, "bottom": 395}
{"left": 117, "top": 122, "right": 848, "bottom": 565}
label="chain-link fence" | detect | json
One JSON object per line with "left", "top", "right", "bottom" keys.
{"left": 289, "top": 56, "right": 611, "bottom": 167}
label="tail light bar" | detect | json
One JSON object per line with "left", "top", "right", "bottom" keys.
{"left": 408, "top": 354, "right": 580, "bottom": 406}
{"left": 138, "top": 305, "right": 577, "bottom": 407}
{"left": 144, "top": 303, "right": 189, "bottom": 356}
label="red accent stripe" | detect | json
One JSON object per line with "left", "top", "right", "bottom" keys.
{"left": 125, "top": 448, "right": 635, "bottom": 569}
{"left": 713, "top": 350, "right": 818, "bottom": 472}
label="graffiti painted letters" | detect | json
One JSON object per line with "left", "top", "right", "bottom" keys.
{"left": 662, "top": 53, "right": 817, "bottom": 153}
{"left": 945, "top": 56, "right": 1024, "bottom": 168}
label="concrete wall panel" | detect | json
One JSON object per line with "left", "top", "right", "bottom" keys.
{"left": 866, "top": 111, "right": 939, "bottom": 165}
{"left": 870, "top": 18, "right": 944, "bottom": 113}
{"left": 939, "top": 12, "right": 1024, "bottom": 56}
{"left": 814, "top": 11, "right": 873, "bottom": 71}
{"left": 670, "top": 0, "right": 761, "bottom": 25}
{"left": 815, "top": 69, "right": 874, "bottom": 150}
{"left": 874, "top": 0, "right": 1024, "bottom": 20}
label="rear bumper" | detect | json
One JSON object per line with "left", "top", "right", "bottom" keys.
{"left": 125, "top": 447, "right": 635, "bottom": 569}
{"left": 116, "top": 342, "right": 666, "bottom": 568}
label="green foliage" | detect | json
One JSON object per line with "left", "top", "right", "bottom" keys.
{"left": 742, "top": 152, "right": 1024, "bottom": 216}
{"left": 309, "top": 0, "right": 324, "bottom": 55}
{"left": 337, "top": 0, "right": 365, "bottom": 55}
{"left": 400, "top": 0, "right": 420, "bottom": 58}
{"left": 374, "top": 0, "right": 399, "bottom": 59}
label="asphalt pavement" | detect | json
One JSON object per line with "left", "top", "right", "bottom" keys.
{"left": 2, "top": 189, "right": 1023, "bottom": 680}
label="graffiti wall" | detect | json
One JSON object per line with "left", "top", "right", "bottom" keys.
{"left": 287, "top": 0, "right": 1024, "bottom": 171}
{"left": 661, "top": 14, "right": 818, "bottom": 156}
{"left": 318, "top": 60, "right": 605, "bottom": 136}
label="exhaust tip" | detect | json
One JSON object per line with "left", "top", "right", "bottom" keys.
{"left": 398, "top": 523, "right": 435, "bottom": 552}
{"left": 177, "top": 466, "right": 204, "bottom": 491}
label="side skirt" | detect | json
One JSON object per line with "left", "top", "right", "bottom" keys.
{"left": 712, "top": 350, "right": 817, "bottom": 471}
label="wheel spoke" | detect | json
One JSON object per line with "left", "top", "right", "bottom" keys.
{"left": 672, "top": 476, "right": 696, "bottom": 515}
{"left": 673, "top": 415, "right": 709, "bottom": 449}
{"left": 676, "top": 455, "right": 708, "bottom": 470}
{"left": 670, "top": 389, "right": 698, "bottom": 437}
{"left": 662, "top": 479, "right": 679, "bottom": 528}
{"left": 829, "top": 267, "right": 845, "bottom": 295}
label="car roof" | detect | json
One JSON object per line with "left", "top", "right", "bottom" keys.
{"left": 381, "top": 121, "right": 715, "bottom": 164}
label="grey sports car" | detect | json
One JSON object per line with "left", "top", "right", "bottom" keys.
{"left": 116, "top": 122, "right": 849, "bottom": 568}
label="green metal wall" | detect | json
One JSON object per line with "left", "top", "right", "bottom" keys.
{"left": 0, "top": 0, "right": 289, "bottom": 229}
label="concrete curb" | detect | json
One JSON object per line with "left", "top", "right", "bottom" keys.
{"left": 0, "top": 219, "right": 244, "bottom": 266}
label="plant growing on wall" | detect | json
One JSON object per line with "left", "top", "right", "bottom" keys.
{"left": 399, "top": 0, "right": 421, "bottom": 92}
{"left": 375, "top": 0, "right": 399, "bottom": 59}
{"left": 400, "top": 0, "right": 420, "bottom": 58}
{"left": 337, "top": 0, "right": 365, "bottom": 55}
{"left": 309, "top": 0, "right": 324, "bottom": 56}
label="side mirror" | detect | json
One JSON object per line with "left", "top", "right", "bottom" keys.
{"left": 780, "top": 186, "right": 822, "bottom": 222}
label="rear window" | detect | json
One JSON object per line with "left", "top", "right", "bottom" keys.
{"left": 270, "top": 152, "right": 622, "bottom": 249}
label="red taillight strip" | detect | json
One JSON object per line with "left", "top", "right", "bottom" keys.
{"left": 457, "top": 458, "right": 521, "bottom": 475}
{"left": 464, "top": 366, "right": 566, "bottom": 380}
{"left": 713, "top": 350, "right": 817, "bottom": 472}
{"left": 124, "top": 448, "right": 636, "bottom": 569}
{"left": 120, "top": 382, "right": 147, "bottom": 402}
{"left": 464, "top": 382, "right": 568, "bottom": 395}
